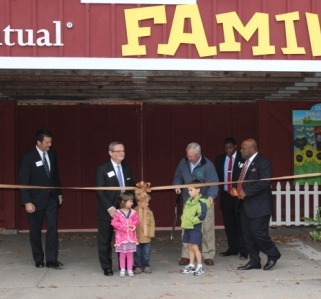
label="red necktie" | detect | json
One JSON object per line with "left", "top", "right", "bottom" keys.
{"left": 237, "top": 159, "right": 250, "bottom": 192}
{"left": 227, "top": 156, "right": 233, "bottom": 193}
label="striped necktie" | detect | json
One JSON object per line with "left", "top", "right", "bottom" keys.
{"left": 237, "top": 159, "right": 249, "bottom": 192}
{"left": 43, "top": 152, "right": 50, "bottom": 177}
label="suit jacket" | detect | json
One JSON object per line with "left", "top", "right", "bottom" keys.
{"left": 19, "top": 147, "right": 62, "bottom": 210}
{"left": 241, "top": 153, "right": 273, "bottom": 219}
{"left": 95, "top": 160, "right": 135, "bottom": 220}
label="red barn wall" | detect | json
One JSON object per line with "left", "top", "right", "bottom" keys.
{"left": 0, "top": 0, "right": 320, "bottom": 60}
{"left": 1, "top": 100, "right": 320, "bottom": 229}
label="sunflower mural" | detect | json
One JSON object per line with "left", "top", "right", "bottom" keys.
{"left": 293, "top": 104, "right": 321, "bottom": 185}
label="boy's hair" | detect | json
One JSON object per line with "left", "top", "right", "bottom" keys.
{"left": 188, "top": 179, "right": 203, "bottom": 193}
{"left": 118, "top": 192, "right": 134, "bottom": 208}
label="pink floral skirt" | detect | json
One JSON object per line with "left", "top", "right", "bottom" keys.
{"left": 115, "top": 242, "right": 136, "bottom": 253}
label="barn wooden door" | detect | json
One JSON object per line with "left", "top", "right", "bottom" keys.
{"left": 0, "top": 100, "right": 16, "bottom": 229}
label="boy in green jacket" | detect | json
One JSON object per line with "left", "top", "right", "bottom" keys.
{"left": 180, "top": 180, "right": 210, "bottom": 276}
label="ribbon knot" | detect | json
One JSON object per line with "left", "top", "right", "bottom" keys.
{"left": 135, "top": 181, "right": 152, "bottom": 199}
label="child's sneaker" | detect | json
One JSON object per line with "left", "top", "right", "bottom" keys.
{"left": 119, "top": 269, "right": 126, "bottom": 278}
{"left": 193, "top": 267, "right": 205, "bottom": 276}
{"left": 181, "top": 265, "right": 196, "bottom": 274}
{"left": 128, "top": 270, "right": 134, "bottom": 277}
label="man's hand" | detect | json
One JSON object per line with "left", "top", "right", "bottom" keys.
{"left": 59, "top": 196, "right": 63, "bottom": 205}
{"left": 175, "top": 188, "right": 181, "bottom": 194}
{"left": 108, "top": 207, "right": 117, "bottom": 218}
{"left": 238, "top": 189, "right": 246, "bottom": 200}
{"left": 25, "top": 203, "right": 35, "bottom": 213}
{"left": 208, "top": 196, "right": 214, "bottom": 206}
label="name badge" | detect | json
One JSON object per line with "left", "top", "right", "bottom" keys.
{"left": 36, "top": 160, "right": 43, "bottom": 167}
{"left": 107, "top": 171, "right": 115, "bottom": 178}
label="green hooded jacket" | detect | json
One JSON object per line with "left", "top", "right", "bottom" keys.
{"left": 181, "top": 195, "right": 210, "bottom": 229}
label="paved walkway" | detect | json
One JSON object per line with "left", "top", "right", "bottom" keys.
{"left": 0, "top": 227, "right": 321, "bottom": 299}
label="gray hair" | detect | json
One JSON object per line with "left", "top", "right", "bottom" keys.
{"left": 109, "top": 141, "right": 123, "bottom": 151}
{"left": 186, "top": 142, "right": 201, "bottom": 154}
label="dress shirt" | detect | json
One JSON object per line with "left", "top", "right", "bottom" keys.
{"left": 224, "top": 151, "right": 236, "bottom": 191}
{"left": 36, "top": 146, "right": 51, "bottom": 170}
{"left": 190, "top": 156, "right": 202, "bottom": 173}
{"left": 111, "top": 159, "right": 124, "bottom": 186}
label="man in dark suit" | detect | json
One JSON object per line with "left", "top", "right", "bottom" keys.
{"left": 236, "top": 138, "right": 281, "bottom": 271}
{"left": 19, "top": 129, "right": 63, "bottom": 269}
{"left": 215, "top": 137, "right": 247, "bottom": 259}
{"left": 95, "top": 141, "right": 135, "bottom": 276}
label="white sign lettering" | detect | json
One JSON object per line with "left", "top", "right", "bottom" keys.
{"left": 0, "top": 21, "right": 63, "bottom": 47}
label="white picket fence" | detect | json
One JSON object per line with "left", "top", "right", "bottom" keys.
{"left": 270, "top": 181, "right": 320, "bottom": 226}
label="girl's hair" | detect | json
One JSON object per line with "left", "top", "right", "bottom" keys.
{"left": 118, "top": 192, "right": 134, "bottom": 208}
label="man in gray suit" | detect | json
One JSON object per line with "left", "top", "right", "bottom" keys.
{"left": 95, "top": 141, "right": 135, "bottom": 276}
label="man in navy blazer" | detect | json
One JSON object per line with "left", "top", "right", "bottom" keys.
{"left": 95, "top": 141, "right": 135, "bottom": 276}
{"left": 215, "top": 137, "right": 247, "bottom": 259}
{"left": 19, "top": 130, "right": 63, "bottom": 269}
{"left": 236, "top": 138, "right": 281, "bottom": 271}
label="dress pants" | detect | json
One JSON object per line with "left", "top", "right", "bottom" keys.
{"left": 182, "top": 204, "right": 215, "bottom": 260}
{"left": 221, "top": 192, "right": 247, "bottom": 255}
{"left": 239, "top": 206, "right": 280, "bottom": 266}
{"left": 27, "top": 197, "right": 59, "bottom": 263}
{"left": 98, "top": 218, "right": 114, "bottom": 270}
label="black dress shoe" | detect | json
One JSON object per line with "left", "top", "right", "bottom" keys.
{"left": 237, "top": 263, "right": 261, "bottom": 270}
{"left": 35, "top": 261, "right": 44, "bottom": 268}
{"left": 104, "top": 268, "right": 113, "bottom": 276}
{"left": 46, "top": 261, "right": 63, "bottom": 268}
{"left": 220, "top": 250, "right": 238, "bottom": 256}
{"left": 263, "top": 259, "right": 277, "bottom": 270}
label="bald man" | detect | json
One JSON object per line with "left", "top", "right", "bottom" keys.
{"left": 236, "top": 139, "right": 281, "bottom": 271}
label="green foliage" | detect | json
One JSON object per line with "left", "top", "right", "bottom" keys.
{"left": 301, "top": 207, "right": 321, "bottom": 241}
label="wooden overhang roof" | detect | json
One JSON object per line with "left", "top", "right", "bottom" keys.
{"left": 1, "top": 69, "right": 321, "bottom": 103}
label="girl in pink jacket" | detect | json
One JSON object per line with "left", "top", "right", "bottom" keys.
{"left": 111, "top": 192, "right": 140, "bottom": 277}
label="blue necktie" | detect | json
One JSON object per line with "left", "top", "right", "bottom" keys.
{"left": 117, "top": 165, "right": 124, "bottom": 193}
{"left": 43, "top": 152, "right": 50, "bottom": 177}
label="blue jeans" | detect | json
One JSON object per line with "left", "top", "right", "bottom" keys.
{"left": 134, "top": 242, "right": 151, "bottom": 268}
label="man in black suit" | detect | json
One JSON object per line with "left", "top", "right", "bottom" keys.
{"left": 95, "top": 141, "right": 135, "bottom": 276}
{"left": 236, "top": 138, "right": 281, "bottom": 271}
{"left": 19, "top": 130, "right": 63, "bottom": 269}
{"left": 215, "top": 138, "right": 247, "bottom": 259}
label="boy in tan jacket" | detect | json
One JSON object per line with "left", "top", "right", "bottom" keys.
{"left": 134, "top": 194, "right": 155, "bottom": 274}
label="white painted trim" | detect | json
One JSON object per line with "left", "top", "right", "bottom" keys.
{"left": 81, "top": 0, "right": 196, "bottom": 4}
{"left": 0, "top": 57, "right": 321, "bottom": 72}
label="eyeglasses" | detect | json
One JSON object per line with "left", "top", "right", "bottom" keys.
{"left": 112, "top": 150, "right": 125, "bottom": 153}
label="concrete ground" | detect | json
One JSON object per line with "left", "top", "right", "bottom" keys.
{"left": 0, "top": 227, "right": 321, "bottom": 299}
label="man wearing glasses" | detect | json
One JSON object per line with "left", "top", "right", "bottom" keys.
{"left": 95, "top": 141, "right": 135, "bottom": 276}
{"left": 173, "top": 142, "right": 219, "bottom": 266}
